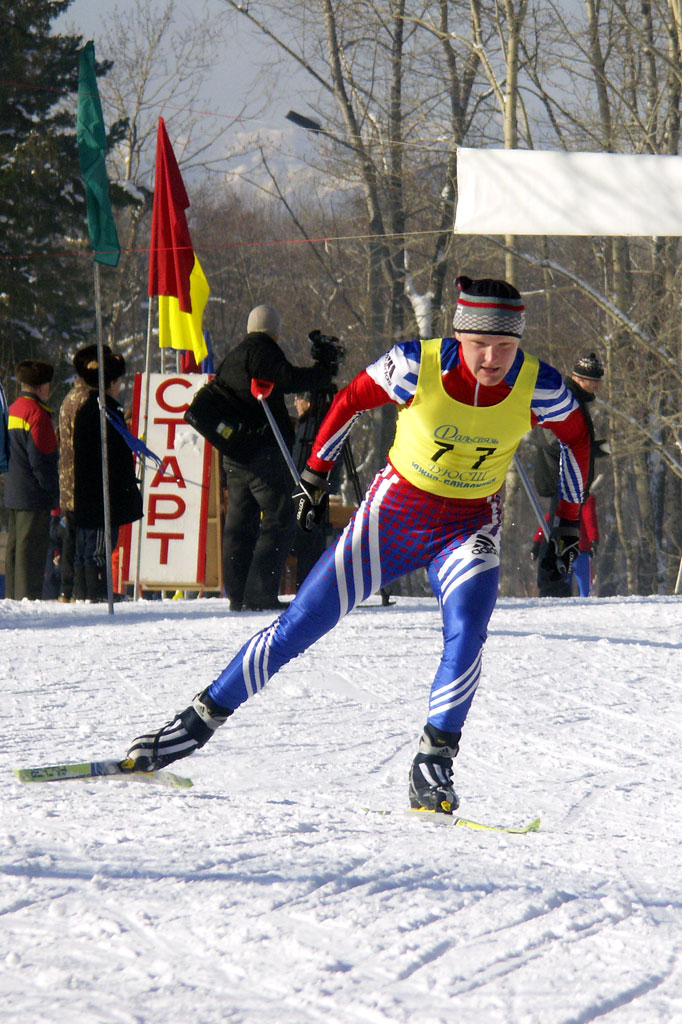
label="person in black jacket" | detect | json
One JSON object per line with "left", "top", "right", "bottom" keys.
{"left": 533, "top": 351, "right": 609, "bottom": 597}
{"left": 215, "top": 305, "right": 333, "bottom": 611}
{"left": 73, "top": 352, "right": 143, "bottom": 602}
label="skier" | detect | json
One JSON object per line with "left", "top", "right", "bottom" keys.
{"left": 127, "top": 275, "right": 591, "bottom": 813}
{"left": 533, "top": 350, "right": 608, "bottom": 597}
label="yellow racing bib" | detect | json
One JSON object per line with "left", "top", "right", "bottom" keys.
{"left": 388, "top": 338, "right": 538, "bottom": 498}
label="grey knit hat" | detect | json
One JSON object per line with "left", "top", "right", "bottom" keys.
{"left": 247, "top": 304, "right": 281, "bottom": 339}
{"left": 452, "top": 275, "right": 525, "bottom": 338}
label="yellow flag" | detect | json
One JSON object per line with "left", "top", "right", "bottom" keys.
{"left": 157, "top": 256, "right": 209, "bottom": 363}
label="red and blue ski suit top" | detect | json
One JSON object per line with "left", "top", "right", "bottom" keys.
{"left": 308, "top": 338, "right": 590, "bottom": 521}
{"left": 207, "top": 339, "right": 590, "bottom": 737}
{"left": 4, "top": 392, "right": 58, "bottom": 510}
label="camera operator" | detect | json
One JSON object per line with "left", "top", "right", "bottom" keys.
{"left": 215, "top": 304, "right": 334, "bottom": 611}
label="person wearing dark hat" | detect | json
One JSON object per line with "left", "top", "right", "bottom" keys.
{"left": 72, "top": 352, "right": 143, "bottom": 602}
{"left": 533, "top": 350, "right": 608, "bottom": 597}
{"left": 126, "top": 274, "right": 592, "bottom": 815}
{"left": 4, "top": 360, "right": 59, "bottom": 599}
{"left": 211, "top": 304, "right": 333, "bottom": 611}
{"left": 56, "top": 344, "right": 111, "bottom": 601}
{"left": 0, "top": 379, "right": 9, "bottom": 476}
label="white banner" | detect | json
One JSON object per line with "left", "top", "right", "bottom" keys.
{"left": 121, "top": 373, "right": 212, "bottom": 587}
{"left": 454, "top": 148, "right": 682, "bottom": 236}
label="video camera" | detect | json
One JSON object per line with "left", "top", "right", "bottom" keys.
{"left": 309, "top": 329, "right": 345, "bottom": 378}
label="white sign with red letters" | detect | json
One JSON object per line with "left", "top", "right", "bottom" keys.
{"left": 120, "top": 373, "right": 212, "bottom": 587}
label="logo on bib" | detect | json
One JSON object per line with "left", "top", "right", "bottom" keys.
{"left": 434, "top": 424, "right": 499, "bottom": 446}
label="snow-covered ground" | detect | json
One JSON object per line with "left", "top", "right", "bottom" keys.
{"left": 1, "top": 593, "right": 681, "bottom": 1023}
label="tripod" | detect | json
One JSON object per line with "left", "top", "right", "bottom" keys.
{"left": 294, "top": 387, "right": 394, "bottom": 606}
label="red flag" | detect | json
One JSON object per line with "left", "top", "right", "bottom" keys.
{"left": 148, "top": 117, "right": 208, "bottom": 361}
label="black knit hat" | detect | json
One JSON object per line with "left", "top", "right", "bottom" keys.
{"left": 81, "top": 352, "right": 126, "bottom": 388}
{"left": 452, "top": 275, "right": 525, "bottom": 338}
{"left": 73, "top": 344, "right": 111, "bottom": 379}
{"left": 16, "top": 360, "right": 54, "bottom": 387}
{"left": 572, "top": 352, "right": 604, "bottom": 380}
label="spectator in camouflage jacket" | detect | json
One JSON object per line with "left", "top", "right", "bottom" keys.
{"left": 57, "top": 344, "right": 109, "bottom": 600}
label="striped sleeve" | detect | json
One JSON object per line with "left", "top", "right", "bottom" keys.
{"left": 308, "top": 340, "right": 428, "bottom": 470}
{"left": 530, "top": 361, "right": 577, "bottom": 424}
{"left": 531, "top": 361, "right": 591, "bottom": 517}
{"left": 365, "top": 340, "right": 423, "bottom": 403}
{"left": 308, "top": 368, "right": 397, "bottom": 471}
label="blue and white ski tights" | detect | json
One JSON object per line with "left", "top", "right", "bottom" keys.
{"left": 208, "top": 466, "right": 502, "bottom": 734}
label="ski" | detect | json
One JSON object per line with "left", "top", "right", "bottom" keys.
{"left": 363, "top": 808, "right": 540, "bottom": 834}
{"left": 408, "top": 809, "right": 540, "bottom": 833}
{"left": 13, "top": 757, "right": 193, "bottom": 789}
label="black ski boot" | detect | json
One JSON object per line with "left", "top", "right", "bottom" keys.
{"left": 126, "top": 689, "right": 232, "bottom": 771}
{"left": 408, "top": 723, "right": 461, "bottom": 813}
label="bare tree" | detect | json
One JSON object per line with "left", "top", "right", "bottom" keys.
{"left": 125, "top": 0, "right": 682, "bottom": 596}
{"left": 94, "top": 0, "right": 242, "bottom": 364}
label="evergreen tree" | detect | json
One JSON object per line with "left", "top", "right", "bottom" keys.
{"left": 0, "top": 1, "right": 117, "bottom": 388}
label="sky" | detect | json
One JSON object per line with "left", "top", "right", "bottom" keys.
{"left": 56, "top": 0, "right": 287, "bottom": 112}
{"left": 2, "top": 592, "right": 682, "bottom": 1022}
{"left": 54, "top": 0, "right": 316, "bottom": 170}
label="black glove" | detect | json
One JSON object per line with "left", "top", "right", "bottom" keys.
{"left": 539, "top": 517, "right": 580, "bottom": 580}
{"left": 594, "top": 439, "right": 610, "bottom": 457}
{"left": 294, "top": 467, "right": 329, "bottom": 532}
{"left": 530, "top": 540, "right": 541, "bottom": 561}
{"left": 590, "top": 541, "right": 598, "bottom": 558}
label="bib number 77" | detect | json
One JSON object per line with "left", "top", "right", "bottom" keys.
{"left": 431, "top": 443, "right": 497, "bottom": 467}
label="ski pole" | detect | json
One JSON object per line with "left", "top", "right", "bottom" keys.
{"left": 252, "top": 378, "right": 394, "bottom": 605}
{"left": 513, "top": 453, "right": 550, "bottom": 540}
{"left": 250, "top": 379, "right": 311, "bottom": 494}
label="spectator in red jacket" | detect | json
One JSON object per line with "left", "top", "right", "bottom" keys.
{"left": 4, "top": 360, "right": 59, "bottom": 599}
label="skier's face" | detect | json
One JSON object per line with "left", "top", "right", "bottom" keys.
{"left": 456, "top": 333, "right": 520, "bottom": 387}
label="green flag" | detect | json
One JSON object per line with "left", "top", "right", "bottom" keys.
{"left": 77, "top": 41, "right": 120, "bottom": 267}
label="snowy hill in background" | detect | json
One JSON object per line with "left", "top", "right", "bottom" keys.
{"left": 2, "top": 594, "right": 681, "bottom": 1023}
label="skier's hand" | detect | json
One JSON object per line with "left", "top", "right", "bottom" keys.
{"left": 530, "top": 540, "right": 541, "bottom": 562}
{"left": 294, "top": 467, "right": 329, "bottom": 532}
{"left": 540, "top": 518, "right": 580, "bottom": 579}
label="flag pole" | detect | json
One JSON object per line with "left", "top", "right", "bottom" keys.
{"left": 133, "top": 295, "right": 155, "bottom": 600}
{"left": 674, "top": 553, "right": 682, "bottom": 595}
{"left": 77, "top": 41, "right": 121, "bottom": 612}
{"left": 93, "top": 262, "right": 115, "bottom": 614}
